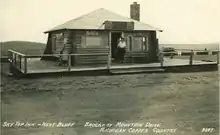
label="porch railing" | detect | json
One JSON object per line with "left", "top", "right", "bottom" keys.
{"left": 8, "top": 49, "right": 219, "bottom": 74}
{"left": 158, "top": 49, "right": 219, "bottom": 67}
{"left": 8, "top": 49, "right": 109, "bottom": 74}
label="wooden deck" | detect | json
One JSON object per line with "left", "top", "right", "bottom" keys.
{"left": 16, "top": 58, "right": 217, "bottom": 74}
{"left": 7, "top": 49, "right": 219, "bottom": 76}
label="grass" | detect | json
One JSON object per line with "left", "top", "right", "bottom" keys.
{"left": 1, "top": 70, "right": 219, "bottom": 135}
{"left": 0, "top": 41, "right": 46, "bottom": 56}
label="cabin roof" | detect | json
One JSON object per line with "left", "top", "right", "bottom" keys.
{"left": 44, "top": 8, "right": 162, "bottom": 33}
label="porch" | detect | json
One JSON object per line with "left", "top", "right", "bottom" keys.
{"left": 7, "top": 49, "right": 219, "bottom": 77}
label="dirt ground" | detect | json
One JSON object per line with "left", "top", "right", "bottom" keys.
{"left": 0, "top": 64, "right": 219, "bottom": 135}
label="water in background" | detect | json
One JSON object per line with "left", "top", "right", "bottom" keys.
{"left": 160, "top": 44, "right": 219, "bottom": 50}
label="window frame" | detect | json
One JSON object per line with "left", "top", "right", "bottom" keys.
{"left": 130, "top": 36, "right": 149, "bottom": 52}
{"left": 142, "top": 36, "right": 149, "bottom": 51}
{"left": 133, "top": 36, "right": 143, "bottom": 51}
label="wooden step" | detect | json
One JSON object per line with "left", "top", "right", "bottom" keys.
{"left": 110, "top": 68, "right": 165, "bottom": 74}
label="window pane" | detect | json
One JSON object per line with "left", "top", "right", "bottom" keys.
{"left": 133, "top": 37, "right": 142, "bottom": 51}
{"left": 86, "top": 36, "right": 101, "bottom": 46}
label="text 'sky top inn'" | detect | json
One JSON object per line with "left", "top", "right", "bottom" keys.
{"left": 42, "top": 2, "right": 163, "bottom": 65}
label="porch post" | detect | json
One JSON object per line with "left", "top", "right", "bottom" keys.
{"left": 68, "top": 55, "right": 71, "bottom": 71}
{"left": 64, "top": 30, "right": 73, "bottom": 67}
{"left": 24, "top": 56, "right": 27, "bottom": 74}
{"left": 107, "top": 31, "right": 112, "bottom": 70}
{"left": 160, "top": 51, "right": 164, "bottom": 67}
{"left": 189, "top": 50, "right": 193, "bottom": 65}
{"left": 14, "top": 53, "right": 17, "bottom": 66}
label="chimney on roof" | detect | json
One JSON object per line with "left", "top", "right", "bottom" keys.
{"left": 130, "top": 1, "right": 140, "bottom": 21}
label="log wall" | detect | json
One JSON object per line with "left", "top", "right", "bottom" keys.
{"left": 73, "top": 31, "right": 109, "bottom": 65}
{"left": 51, "top": 31, "right": 73, "bottom": 54}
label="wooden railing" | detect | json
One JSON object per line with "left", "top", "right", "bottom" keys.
{"left": 158, "top": 50, "right": 220, "bottom": 67}
{"left": 8, "top": 49, "right": 220, "bottom": 74}
{"left": 8, "top": 49, "right": 109, "bottom": 73}
{"left": 8, "top": 49, "right": 27, "bottom": 73}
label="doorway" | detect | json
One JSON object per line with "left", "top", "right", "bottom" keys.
{"left": 111, "top": 32, "right": 122, "bottom": 58}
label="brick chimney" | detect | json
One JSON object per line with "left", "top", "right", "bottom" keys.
{"left": 130, "top": 2, "right": 140, "bottom": 21}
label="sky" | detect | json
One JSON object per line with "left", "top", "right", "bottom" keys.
{"left": 0, "top": 0, "right": 220, "bottom": 44}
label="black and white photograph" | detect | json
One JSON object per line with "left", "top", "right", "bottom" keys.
{"left": 0, "top": 0, "right": 219, "bottom": 135}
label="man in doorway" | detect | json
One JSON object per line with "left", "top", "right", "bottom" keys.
{"left": 117, "top": 37, "right": 127, "bottom": 63}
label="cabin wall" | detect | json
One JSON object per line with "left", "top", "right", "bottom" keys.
{"left": 51, "top": 32, "right": 64, "bottom": 55}
{"left": 44, "top": 30, "right": 159, "bottom": 65}
{"left": 41, "top": 33, "right": 52, "bottom": 60}
{"left": 51, "top": 30, "right": 73, "bottom": 55}
{"left": 73, "top": 30, "right": 109, "bottom": 65}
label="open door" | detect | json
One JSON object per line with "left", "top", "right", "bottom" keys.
{"left": 111, "top": 32, "right": 122, "bottom": 58}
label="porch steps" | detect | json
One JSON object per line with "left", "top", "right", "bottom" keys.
{"left": 110, "top": 68, "right": 165, "bottom": 74}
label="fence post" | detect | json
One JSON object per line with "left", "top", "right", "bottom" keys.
{"left": 68, "top": 55, "right": 71, "bottom": 71}
{"left": 160, "top": 51, "right": 164, "bottom": 67}
{"left": 217, "top": 51, "right": 219, "bottom": 64}
{"left": 189, "top": 50, "right": 193, "bottom": 65}
{"left": 24, "top": 56, "right": 27, "bottom": 73}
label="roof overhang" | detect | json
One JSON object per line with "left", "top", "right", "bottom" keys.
{"left": 44, "top": 28, "right": 163, "bottom": 34}
{"left": 44, "top": 28, "right": 70, "bottom": 34}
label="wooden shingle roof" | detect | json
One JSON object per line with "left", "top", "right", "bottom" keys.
{"left": 45, "top": 8, "right": 162, "bottom": 33}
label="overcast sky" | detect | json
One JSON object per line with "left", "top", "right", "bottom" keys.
{"left": 0, "top": 0, "right": 220, "bottom": 44}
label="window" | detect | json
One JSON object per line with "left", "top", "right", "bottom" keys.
{"left": 75, "top": 36, "right": 82, "bottom": 44}
{"left": 51, "top": 33, "right": 64, "bottom": 51}
{"left": 86, "top": 36, "right": 101, "bottom": 46}
{"left": 133, "top": 37, "right": 142, "bottom": 51}
{"left": 130, "top": 36, "right": 149, "bottom": 51}
{"left": 142, "top": 37, "right": 149, "bottom": 51}
{"left": 56, "top": 33, "right": 64, "bottom": 40}
{"left": 85, "top": 31, "right": 101, "bottom": 46}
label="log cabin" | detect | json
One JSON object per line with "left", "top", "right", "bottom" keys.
{"left": 41, "top": 2, "right": 163, "bottom": 66}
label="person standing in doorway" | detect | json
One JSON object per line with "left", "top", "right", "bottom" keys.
{"left": 117, "top": 37, "right": 127, "bottom": 63}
